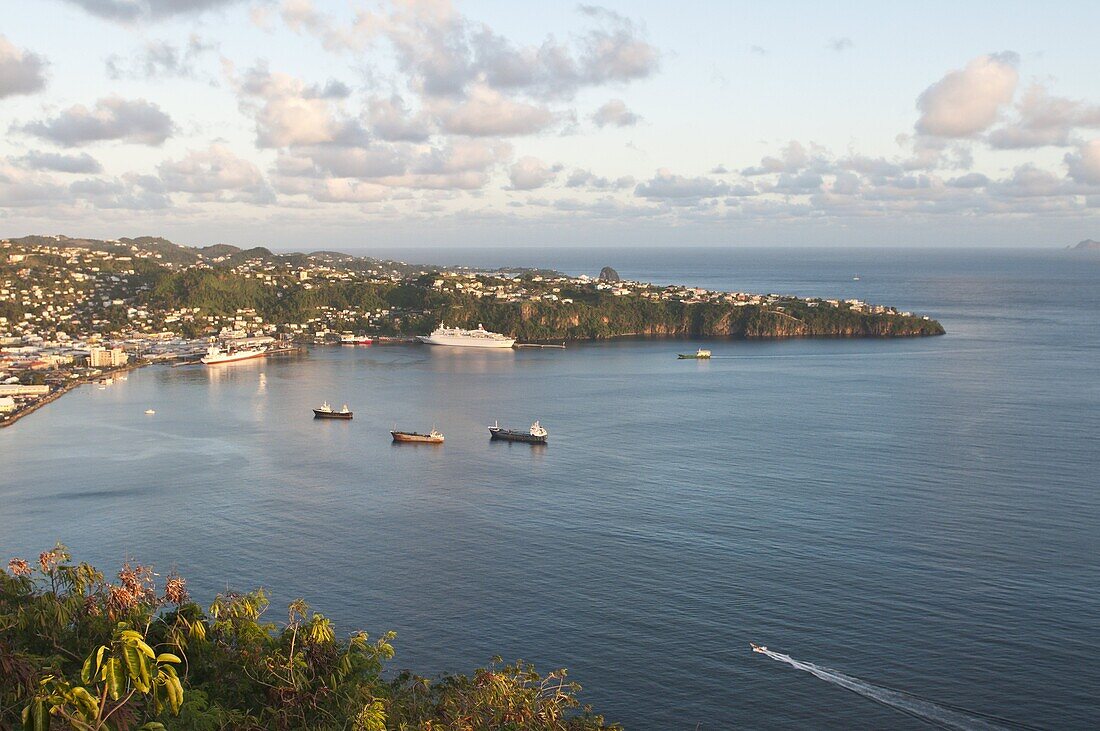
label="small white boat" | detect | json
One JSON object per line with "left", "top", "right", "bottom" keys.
{"left": 144, "top": 409, "right": 156, "bottom": 415}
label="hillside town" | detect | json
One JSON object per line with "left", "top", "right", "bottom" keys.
{"left": 1, "top": 234, "right": 931, "bottom": 425}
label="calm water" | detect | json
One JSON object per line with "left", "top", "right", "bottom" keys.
{"left": 3, "top": 248, "right": 1099, "bottom": 729}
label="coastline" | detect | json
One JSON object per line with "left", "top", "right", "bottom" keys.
{"left": 0, "top": 325, "right": 945, "bottom": 430}
{"left": 0, "top": 360, "right": 150, "bottom": 430}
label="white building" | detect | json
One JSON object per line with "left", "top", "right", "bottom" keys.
{"left": 88, "top": 347, "right": 129, "bottom": 368}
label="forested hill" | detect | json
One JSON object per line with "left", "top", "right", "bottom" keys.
{"left": 141, "top": 268, "right": 945, "bottom": 340}
{"left": 4, "top": 234, "right": 945, "bottom": 340}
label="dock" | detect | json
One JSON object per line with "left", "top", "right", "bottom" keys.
{"left": 514, "top": 342, "right": 566, "bottom": 349}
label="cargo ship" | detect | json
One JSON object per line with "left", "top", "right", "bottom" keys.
{"left": 417, "top": 323, "right": 515, "bottom": 348}
{"left": 313, "top": 402, "right": 353, "bottom": 419}
{"left": 677, "top": 348, "right": 712, "bottom": 359}
{"left": 390, "top": 428, "right": 444, "bottom": 444}
{"left": 488, "top": 420, "right": 548, "bottom": 444}
{"left": 201, "top": 343, "right": 268, "bottom": 365}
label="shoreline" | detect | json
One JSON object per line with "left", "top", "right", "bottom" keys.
{"left": 0, "top": 360, "right": 150, "bottom": 430}
{"left": 0, "top": 329, "right": 944, "bottom": 430}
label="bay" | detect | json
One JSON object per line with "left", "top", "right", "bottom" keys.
{"left": 2, "top": 247, "right": 1098, "bottom": 729}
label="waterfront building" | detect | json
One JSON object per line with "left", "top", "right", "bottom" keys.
{"left": 88, "top": 347, "right": 129, "bottom": 368}
{"left": 0, "top": 384, "right": 50, "bottom": 397}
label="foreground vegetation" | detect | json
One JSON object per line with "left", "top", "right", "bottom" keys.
{"left": 1, "top": 545, "right": 616, "bottom": 730}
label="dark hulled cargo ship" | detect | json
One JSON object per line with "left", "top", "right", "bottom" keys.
{"left": 313, "top": 402, "right": 353, "bottom": 419}
{"left": 488, "top": 420, "right": 548, "bottom": 444}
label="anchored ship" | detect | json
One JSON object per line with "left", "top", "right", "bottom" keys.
{"left": 488, "top": 420, "right": 548, "bottom": 444}
{"left": 417, "top": 323, "right": 515, "bottom": 348}
{"left": 200, "top": 343, "right": 268, "bottom": 365}
{"left": 391, "top": 428, "right": 444, "bottom": 444}
{"left": 340, "top": 334, "right": 373, "bottom": 345}
{"left": 313, "top": 401, "right": 353, "bottom": 419}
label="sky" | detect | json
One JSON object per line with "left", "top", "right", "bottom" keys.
{"left": 2, "top": 0, "right": 1099, "bottom": 250}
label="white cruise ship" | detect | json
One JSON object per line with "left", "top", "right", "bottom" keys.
{"left": 416, "top": 323, "right": 515, "bottom": 348}
{"left": 200, "top": 343, "right": 268, "bottom": 365}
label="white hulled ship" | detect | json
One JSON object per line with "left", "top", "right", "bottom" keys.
{"left": 416, "top": 323, "right": 515, "bottom": 348}
{"left": 200, "top": 343, "right": 268, "bottom": 365}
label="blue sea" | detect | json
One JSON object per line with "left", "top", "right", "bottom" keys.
{"left": 2, "top": 247, "right": 1099, "bottom": 729}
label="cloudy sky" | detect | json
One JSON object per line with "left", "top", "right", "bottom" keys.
{"left": 2, "top": 0, "right": 1099, "bottom": 249}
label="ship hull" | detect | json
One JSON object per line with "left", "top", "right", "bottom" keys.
{"left": 489, "top": 428, "right": 547, "bottom": 444}
{"left": 201, "top": 349, "right": 268, "bottom": 365}
{"left": 314, "top": 410, "right": 353, "bottom": 419}
{"left": 391, "top": 431, "right": 444, "bottom": 443}
{"left": 416, "top": 335, "right": 515, "bottom": 348}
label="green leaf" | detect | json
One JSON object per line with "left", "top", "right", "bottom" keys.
{"left": 123, "top": 644, "right": 140, "bottom": 680}
{"left": 108, "top": 657, "right": 125, "bottom": 701}
{"left": 135, "top": 638, "right": 156, "bottom": 659}
{"left": 81, "top": 654, "right": 95, "bottom": 685}
{"left": 166, "top": 675, "right": 184, "bottom": 714}
{"left": 155, "top": 652, "right": 181, "bottom": 664}
{"left": 21, "top": 699, "right": 49, "bottom": 731}
{"left": 70, "top": 686, "right": 100, "bottom": 717}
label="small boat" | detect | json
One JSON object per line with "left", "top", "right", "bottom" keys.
{"left": 144, "top": 409, "right": 156, "bottom": 415}
{"left": 313, "top": 401, "right": 353, "bottom": 419}
{"left": 677, "top": 349, "right": 712, "bottom": 359}
{"left": 489, "top": 420, "right": 548, "bottom": 444}
{"left": 750, "top": 643, "right": 768, "bottom": 654}
{"left": 852, "top": 275, "right": 860, "bottom": 281}
{"left": 391, "top": 428, "right": 444, "bottom": 444}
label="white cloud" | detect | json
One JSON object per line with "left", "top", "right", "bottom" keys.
{"left": 158, "top": 143, "right": 273, "bottom": 202}
{"left": 565, "top": 168, "right": 634, "bottom": 190}
{"left": 0, "top": 35, "right": 47, "bottom": 98}
{"left": 742, "top": 141, "right": 814, "bottom": 176}
{"left": 105, "top": 35, "right": 216, "bottom": 80}
{"left": 989, "top": 84, "right": 1100, "bottom": 149}
{"left": 19, "top": 97, "right": 174, "bottom": 146}
{"left": 368, "top": 94, "right": 434, "bottom": 142}
{"left": 58, "top": 0, "right": 245, "bottom": 22}
{"left": 431, "top": 84, "right": 554, "bottom": 137}
{"left": 508, "top": 156, "right": 561, "bottom": 190}
{"left": 282, "top": 1, "right": 658, "bottom": 99}
{"left": 18, "top": 151, "right": 103, "bottom": 174}
{"left": 232, "top": 64, "right": 362, "bottom": 147}
{"left": 916, "top": 53, "right": 1019, "bottom": 138}
{"left": 1066, "top": 140, "right": 1100, "bottom": 185}
{"left": 591, "top": 99, "right": 639, "bottom": 127}
{"left": 635, "top": 169, "right": 729, "bottom": 200}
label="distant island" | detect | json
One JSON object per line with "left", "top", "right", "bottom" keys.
{"left": 1070, "top": 239, "right": 1100, "bottom": 250}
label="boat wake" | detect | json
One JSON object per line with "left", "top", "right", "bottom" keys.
{"left": 754, "top": 648, "right": 1039, "bottom": 731}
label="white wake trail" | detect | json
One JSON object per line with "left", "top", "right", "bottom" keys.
{"left": 757, "top": 649, "right": 1009, "bottom": 731}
